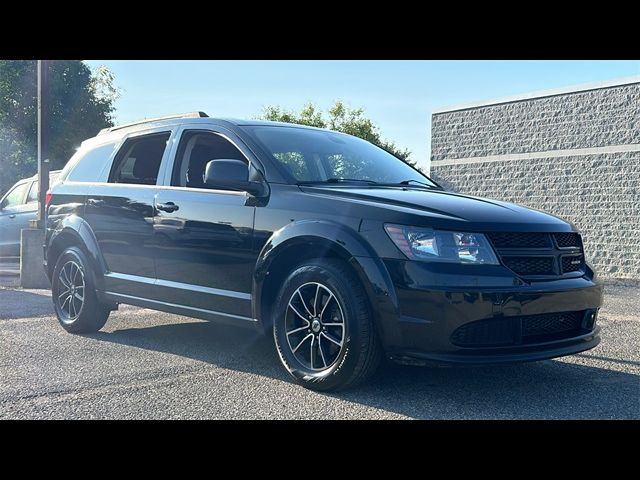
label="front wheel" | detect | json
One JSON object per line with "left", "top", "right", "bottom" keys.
{"left": 52, "top": 247, "right": 110, "bottom": 333}
{"left": 273, "top": 259, "right": 381, "bottom": 391}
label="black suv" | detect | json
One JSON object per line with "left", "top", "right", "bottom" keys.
{"left": 45, "top": 112, "right": 603, "bottom": 391}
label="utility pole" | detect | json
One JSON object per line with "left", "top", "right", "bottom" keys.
{"left": 22, "top": 60, "right": 52, "bottom": 288}
{"left": 36, "top": 59, "right": 50, "bottom": 229}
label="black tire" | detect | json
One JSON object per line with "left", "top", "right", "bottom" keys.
{"left": 51, "top": 246, "right": 110, "bottom": 333}
{"left": 273, "top": 258, "right": 381, "bottom": 391}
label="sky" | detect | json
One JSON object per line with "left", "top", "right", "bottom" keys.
{"left": 84, "top": 60, "right": 639, "bottom": 171}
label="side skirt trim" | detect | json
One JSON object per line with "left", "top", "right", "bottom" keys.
{"left": 104, "top": 291, "right": 257, "bottom": 322}
{"left": 105, "top": 272, "right": 252, "bottom": 300}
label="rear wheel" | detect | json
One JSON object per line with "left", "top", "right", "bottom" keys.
{"left": 273, "top": 259, "right": 381, "bottom": 391}
{"left": 52, "top": 247, "right": 110, "bottom": 333}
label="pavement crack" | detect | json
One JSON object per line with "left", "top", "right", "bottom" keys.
{"left": 0, "top": 363, "right": 213, "bottom": 406}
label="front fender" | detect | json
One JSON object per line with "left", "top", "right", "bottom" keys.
{"left": 256, "top": 220, "right": 375, "bottom": 266}
{"left": 254, "top": 219, "right": 376, "bottom": 284}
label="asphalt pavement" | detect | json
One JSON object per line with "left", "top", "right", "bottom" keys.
{"left": 0, "top": 260, "right": 19, "bottom": 287}
{"left": 0, "top": 284, "right": 638, "bottom": 419}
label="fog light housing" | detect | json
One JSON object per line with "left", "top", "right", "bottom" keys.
{"left": 582, "top": 309, "right": 598, "bottom": 330}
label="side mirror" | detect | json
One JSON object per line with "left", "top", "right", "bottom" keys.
{"left": 204, "top": 159, "right": 266, "bottom": 197}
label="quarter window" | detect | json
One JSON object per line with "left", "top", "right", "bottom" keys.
{"left": 109, "top": 133, "right": 170, "bottom": 185}
{"left": 66, "top": 143, "right": 117, "bottom": 182}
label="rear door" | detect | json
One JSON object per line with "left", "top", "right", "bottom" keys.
{"left": 82, "top": 129, "right": 175, "bottom": 297}
{"left": 153, "top": 126, "right": 256, "bottom": 320}
{"left": 0, "top": 181, "right": 33, "bottom": 258}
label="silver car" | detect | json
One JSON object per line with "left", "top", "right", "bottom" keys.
{"left": 0, "top": 171, "right": 60, "bottom": 258}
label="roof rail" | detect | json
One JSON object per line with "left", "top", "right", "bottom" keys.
{"left": 98, "top": 111, "right": 209, "bottom": 135}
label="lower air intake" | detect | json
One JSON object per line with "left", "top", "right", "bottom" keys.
{"left": 451, "top": 311, "right": 584, "bottom": 347}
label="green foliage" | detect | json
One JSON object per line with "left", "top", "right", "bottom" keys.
{"left": 0, "top": 61, "right": 119, "bottom": 195}
{"left": 260, "top": 101, "right": 413, "bottom": 165}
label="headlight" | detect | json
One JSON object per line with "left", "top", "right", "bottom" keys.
{"left": 384, "top": 224, "right": 499, "bottom": 264}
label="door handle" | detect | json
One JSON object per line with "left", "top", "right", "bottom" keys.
{"left": 8, "top": 214, "right": 16, "bottom": 219}
{"left": 156, "top": 202, "right": 179, "bottom": 213}
{"left": 87, "top": 198, "right": 105, "bottom": 207}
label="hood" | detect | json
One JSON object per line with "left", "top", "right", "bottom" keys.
{"left": 299, "top": 186, "right": 574, "bottom": 231}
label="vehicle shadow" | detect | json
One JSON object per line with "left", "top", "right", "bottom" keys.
{"left": 91, "top": 317, "right": 640, "bottom": 419}
{"left": 0, "top": 289, "right": 53, "bottom": 320}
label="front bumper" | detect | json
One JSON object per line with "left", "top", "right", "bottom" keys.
{"left": 394, "top": 329, "right": 600, "bottom": 366}
{"left": 378, "top": 259, "right": 604, "bottom": 365}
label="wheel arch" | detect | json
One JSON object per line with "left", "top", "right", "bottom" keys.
{"left": 46, "top": 215, "right": 107, "bottom": 292}
{"left": 252, "top": 220, "right": 398, "bottom": 338}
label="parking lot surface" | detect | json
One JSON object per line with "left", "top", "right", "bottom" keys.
{"left": 1, "top": 285, "right": 638, "bottom": 419}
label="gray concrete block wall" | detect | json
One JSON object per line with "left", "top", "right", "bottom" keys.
{"left": 431, "top": 83, "right": 640, "bottom": 161}
{"left": 430, "top": 80, "right": 640, "bottom": 282}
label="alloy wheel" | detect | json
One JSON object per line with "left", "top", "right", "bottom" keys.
{"left": 285, "top": 282, "right": 345, "bottom": 371}
{"left": 56, "top": 260, "right": 85, "bottom": 324}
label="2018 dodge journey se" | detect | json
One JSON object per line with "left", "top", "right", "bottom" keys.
{"left": 44, "top": 112, "right": 603, "bottom": 390}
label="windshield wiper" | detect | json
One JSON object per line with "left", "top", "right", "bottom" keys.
{"left": 327, "top": 178, "right": 379, "bottom": 184}
{"left": 297, "top": 178, "right": 441, "bottom": 189}
{"left": 398, "top": 179, "right": 438, "bottom": 189}
{"left": 298, "top": 178, "right": 379, "bottom": 185}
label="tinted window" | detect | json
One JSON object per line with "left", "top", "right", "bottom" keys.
{"left": 67, "top": 143, "right": 117, "bottom": 182}
{"left": 109, "top": 133, "right": 170, "bottom": 185}
{"left": 172, "top": 131, "right": 246, "bottom": 188}
{"left": 1, "top": 182, "right": 29, "bottom": 209}
{"left": 247, "top": 126, "right": 436, "bottom": 186}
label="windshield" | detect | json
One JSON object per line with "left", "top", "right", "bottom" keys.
{"left": 246, "top": 126, "right": 437, "bottom": 187}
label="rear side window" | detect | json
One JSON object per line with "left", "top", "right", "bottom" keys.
{"left": 66, "top": 143, "right": 117, "bottom": 182}
{"left": 109, "top": 133, "right": 171, "bottom": 185}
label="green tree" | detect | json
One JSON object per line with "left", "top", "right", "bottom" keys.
{"left": 0, "top": 61, "right": 120, "bottom": 195}
{"left": 260, "top": 101, "right": 414, "bottom": 165}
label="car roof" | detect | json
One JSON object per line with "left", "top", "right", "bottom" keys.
{"left": 219, "top": 118, "right": 328, "bottom": 130}
{"left": 87, "top": 114, "right": 332, "bottom": 146}
{"left": 27, "top": 170, "right": 62, "bottom": 181}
